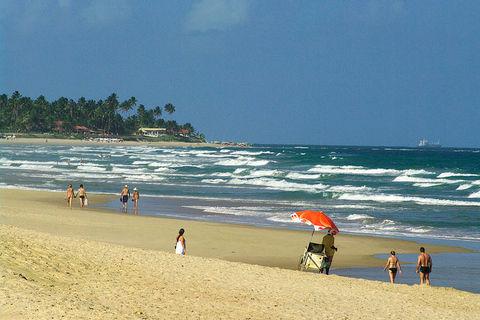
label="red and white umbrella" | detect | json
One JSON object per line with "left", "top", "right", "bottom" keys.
{"left": 291, "top": 210, "right": 339, "bottom": 235}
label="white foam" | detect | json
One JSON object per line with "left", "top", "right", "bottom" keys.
{"left": 394, "top": 175, "right": 464, "bottom": 185}
{"left": 202, "top": 179, "right": 228, "bottom": 184}
{"left": 468, "top": 191, "right": 480, "bottom": 198}
{"left": 286, "top": 172, "right": 321, "bottom": 180}
{"left": 184, "top": 205, "right": 271, "bottom": 216}
{"left": 77, "top": 165, "right": 106, "bottom": 172}
{"left": 413, "top": 183, "right": 442, "bottom": 188}
{"left": 230, "top": 150, "right": 274, "bottom": 156}
{"left": 327, "top": 185, "right": 373, "bottom": 193}
{"left": 339, "top": 193, "right": 480, "bottom": 206}
{"left": 346, "top": 214, "right": 374, "bottom": 220}
{"left": 228, "top": 177, "right": 328, "bottom": 193}
{"left": 243, "top": 170, "right": 284, "bottom": 178}
{"left": 308, "top": 165, "right": 400, "bottom": 176}
{"left": 438, "top": 172, "right": 479, "bottom": 178}
{"left": 457, "top": 184, "right": 474, "bottom": 190}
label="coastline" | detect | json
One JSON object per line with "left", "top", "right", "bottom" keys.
{"left": 1, "top": 189, "right": 474, "bottom": 269}
{"left": 1, "top": 188, "right": 479, "bottom": 318}
{"left": 0, "top": 137, "right": 222, "bottom": 147}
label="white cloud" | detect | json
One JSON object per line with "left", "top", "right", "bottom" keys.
{"left": 184, "top": 0, "right": 249, "bottom": 32}
{"left": 82, "top": 0, "right": 130, "bottom": 27}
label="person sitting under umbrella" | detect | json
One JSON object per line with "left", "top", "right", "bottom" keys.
{"left": 321, "top": 229, "right": 338, "bottom": 275}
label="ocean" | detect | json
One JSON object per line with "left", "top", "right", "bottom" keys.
{"left": 1, "top": 143, "right": 479, "bottom": 293}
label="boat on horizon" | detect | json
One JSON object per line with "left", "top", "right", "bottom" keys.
{"left": 418, "top": 139, "right": 442, "bottom": 148}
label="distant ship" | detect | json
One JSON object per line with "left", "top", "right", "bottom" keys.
{"left": 418, "top": 139, "right": 442, "bottom": 148}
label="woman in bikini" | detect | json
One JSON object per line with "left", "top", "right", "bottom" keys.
{"left": 383, "top": 251, "right": 402, "bottom": 283}
{"left": 132, "top": 187, "right": 140, "bottom": 209}
{"left": 66, "top": 184, "right": 74, "bottom": 209}
{"left": 75, "top": 184, "right": 87, "bottom": 210}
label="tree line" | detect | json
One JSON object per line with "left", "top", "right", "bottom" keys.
{"left": 0, "top": 91, "right": 202, "bottom": 138}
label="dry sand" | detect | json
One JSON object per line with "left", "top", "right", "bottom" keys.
{"left": 1, "top": 188, "right": 479, "bottom": 319}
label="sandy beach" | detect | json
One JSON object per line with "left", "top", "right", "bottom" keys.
{"left": 0, "top": 137, "right": 221, "bottom": 148}
{"left": 1, "top": 188, "right": 479, "bottom": 319}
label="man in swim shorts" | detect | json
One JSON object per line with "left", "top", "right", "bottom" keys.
{"left": 75, "top": 184, "right": 87, "bottom": 210}
{"left": 120, "top": 185, "right": 130, "bottom": 210}
{"left": 383, "top": 251, "right": 402, "bottom": 283}
{"left": 416, "top": 247, "right": 432, "bottom": 285}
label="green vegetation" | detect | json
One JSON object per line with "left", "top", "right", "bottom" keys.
{"left": 0, "top": 91, "right": 205, "bottom": 142}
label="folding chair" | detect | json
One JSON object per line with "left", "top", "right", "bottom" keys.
{"left": 298, "top": 242, "right": 327, "bottom": 273}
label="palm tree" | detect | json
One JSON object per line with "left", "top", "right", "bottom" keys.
{"left": 119, "top": 100, "right": 128, "bottom": 118}
{"left": 33, "top": 95, "right": 50, "bottom": 131}
{"left": 8, "top": 91, "right": 21, "bottom": 131}
{"left": 129, "top": 96, "right": 137, "bottom": 129}
{"left": 164, "top": 103, "right": 175, "bottom": 121}
{"left": 105, "top": 93, "right": 119, "bottom": 134}
{"left": 153, "top": 106, "right": 162, "bottom": 119}
{"left": 0, "top": 94, "right": 8, "bottom": 130}
{"left": 182, "top": 123, "right": 195, "bottom": 136}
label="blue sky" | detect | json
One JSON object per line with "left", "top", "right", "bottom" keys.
{"left": 1, "top": 1, "right": 479, "bottom": 147}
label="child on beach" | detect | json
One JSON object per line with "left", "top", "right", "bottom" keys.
{"left": 175, "top": 229, "right": 186, "bottom": 255}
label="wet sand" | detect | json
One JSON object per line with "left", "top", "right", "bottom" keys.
{"left": 1, "top": 188, "right": 479, "bottom": 319}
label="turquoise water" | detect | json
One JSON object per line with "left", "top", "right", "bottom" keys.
{"left": 1, "top": 143, "right": 479, "bottom": 292}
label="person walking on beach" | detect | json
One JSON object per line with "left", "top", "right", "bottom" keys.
{"left": 66, "top": 184, "right": 74, "bottom": 209}
{"left": 120, "top": 185, "right": 130, "bottom": 210}
{"left": 383, "top": 251, "right": 402, "bottom": 283}
{"left": 75, "top": 184, "right": 87, "bottom": 210}
{"left": 175, "top": 228, "right": 186, "bottom": 255}
{"left": 321, "top": 229, "right": 337, "bottom": 275}
{"left": 132, "top": 187, "right": 140, "bottom": 209}
{"left": 416, "top": 247, "right": 432, "bottom": 285}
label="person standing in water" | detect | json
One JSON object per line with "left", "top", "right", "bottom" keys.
{"left": 383, "top": 251, "right": 402, "bottom": 283}
{"left": 416, "top": 247, "right": 433, "bottom": 285}
{"left": 175, "top": 229, "right": 186, "bottom": 255}
{"left": 120, "top": 185, "right": 130, "bottom": 210}
{"left": 66, "top": 184, "right": 74, "bottom": 209}
{"left": 75, "top": 184, "right": 87, "bottom": 210}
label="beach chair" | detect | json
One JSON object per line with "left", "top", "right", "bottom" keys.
{"left": 298, "top": 242, "right": 327, "bottom": 273}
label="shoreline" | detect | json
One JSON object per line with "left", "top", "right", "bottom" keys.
{"left": 2, "top": 188, "right": 479, "bottom": 318}
{"left": 0, "top": 137, "right": 223, "bottom": 147}
{"left": 1, "top": 188, "right": 474, "bottom": 270}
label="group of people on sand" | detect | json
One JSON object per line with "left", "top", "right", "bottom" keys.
{"left": 66, "top": 183, "right": 186, "bottom": 256}
{"left": 120, "top": 185, "right": 140, "bottom": 210}
{"left": 319, "top": 230, "right": 433, "bottom": 285}
{"left": 65, "top": 184, "right": 88, "bottom": 210}
{"left": 383, "top": 247, "right": 433, "bottom": 285}
{"left": 66, "top": 184, "right": 140, "bottom": 211}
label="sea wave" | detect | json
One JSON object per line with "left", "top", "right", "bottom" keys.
{"left": 468, "top": 190, "right": 480, "bottom": 198}
{"left": 339, "top": 193, "right": 480, "bottom": 206}
{"left": 393, "top": 175, "right": 464, "bottom": 185}
{"left": 308, "top": 165, "right": 400, "bottom": 176}
{"left": 438, "top": 172, "right": 479, "bottom": 178}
